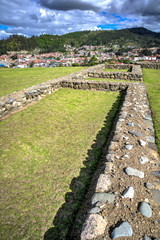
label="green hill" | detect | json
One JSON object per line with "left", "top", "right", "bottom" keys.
{"left": 0, "top": 27, "right": 160, "bottom": 55}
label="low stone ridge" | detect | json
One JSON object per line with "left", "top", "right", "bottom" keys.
{"left": 105, "top": 64, "right": 132, "bottom": 69}
{"left": 80, "top": 80, "right": 160, "bottom": 239}
{"left": 136, "top": 62, "right": 160, "bottom": 69}
{"left": 88, "top": 64, "right": 143, "bottom": 81}
{"left": 0, "top": 64, "right": 129, "bottom": 120}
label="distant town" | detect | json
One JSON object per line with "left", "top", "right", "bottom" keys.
{"left": 0, "top": 45, "right": 160, "bottom": 68}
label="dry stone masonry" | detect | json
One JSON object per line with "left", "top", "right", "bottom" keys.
{"left": 0, "top": 65, "right": 101, "bottom": 120}
{"left": 88, "top": 64, "right": 143, "bottom": 81}
{"left": 135, "top": 62, "right": 160, "bottom": 69}
{"left": 0, "top": 64, "right": 131, "bottom": 120}
{"left": 0, "top": 64, "right": 160, "bottom": 239}
{"left": 81, "top": 82, "right": 160, "bottom": 239}
{"left": 0, "top": 64, "right": 144, "bottom": 120}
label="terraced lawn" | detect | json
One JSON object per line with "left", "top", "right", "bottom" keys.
{"left": 143, "top": 69, "right": 160, "bottom": 153}
{"left": 104, "top": 68, "right": 129, "bottom": 72}
{"left": 0, "top": 88, "right": 121, "bottom": 240}
{"left": 0, "top": 67, "right": 86, "bottom": 97}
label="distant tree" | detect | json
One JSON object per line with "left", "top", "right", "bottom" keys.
{"left": 157, "top": 48, "right": 160, "bottom": 55}
{"left": 72, "top": 63, "right": 79, "bottom": 66}
{"left": 123, "top": 59, "right": 131, "bottom": 64}
{"left": 29, "top": 61, "right": 34, "bottom": 67}
{"left": 74, "top": 49, "right": 78, "bottom": 54}
{"left": 88, "top": 55, "right": 98, "bottom": 66}
{"left": 70, "top": 41, "right": 75, "bottom": 47}
{"left": 82, "top": 58, "right": 88, "bottom": 66}
{"left": 10, "top": 54, "right": 18, "bottom": 60}
{"left": 140, "top": 48, "right": 152, "bottom": 56}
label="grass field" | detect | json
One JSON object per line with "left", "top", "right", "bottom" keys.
{"left": 0, "top": 67, "right": 86, "bottom": 97}
{"left": 104, "top": 68, "right": 129, "bottom": 72}
{"left": 143, "top": 69, "right": 160, "bottom": 153}
{"left": 0, "top": 88, "right": 121, "bottom": 240}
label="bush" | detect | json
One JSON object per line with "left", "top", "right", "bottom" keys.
{"left": 72, "top": 63, "right": 80, "bottom": 67}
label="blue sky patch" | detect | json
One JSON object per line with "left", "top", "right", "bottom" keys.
{"left": 97, "top": 24, "right": 119, "bottom": 30}
{"left": 0, "top": 25, "right": 8, "bottom": 31}
{"left": 0, "top": 25, "right": 14, "bottom": 31}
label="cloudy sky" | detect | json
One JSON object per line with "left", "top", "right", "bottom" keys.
{"left": 0, "top": 0, "right": 160, "bottom": 39}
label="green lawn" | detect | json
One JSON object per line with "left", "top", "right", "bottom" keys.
{"left": 0, "top": 89, "right": 121, "bottom": 240}
{"left": 0, "top": 67, "right": 86, "bottom": 97}
{"left": 142, "top": 69, "right": 160, "bottom": 153}
{"left": 104, "top": 68, "right": 129, "bottom": 72}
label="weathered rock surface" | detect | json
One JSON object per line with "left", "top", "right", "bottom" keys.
{"left": 143, "top": 235, "right": 151, "bottom": 240}
{"left": 139, "top": 140, "right": 146, "bottom": 146}
{"left": 89, "top": 207, "right": 101, "bottom": 214}
{"left": 145, "top": 136, "right": 155, "bottom": 143}
{"left": 122, "top": 186, "right": 134, "bottom": 199}
{"left": 150, "top": 171, "right": 160, "bottom": 178}
{"left": 125, "top": 167, "right": 144, "bottom": 178}
{"left": 145, "top": 182, "right": 153, "bottom": 190}
{"left": 151, "top": 189, "right": 160, "bottom": 206}
{"left": 91, "top": 193, "right": 116, "bottom": 206}
{"left": 111, "top": 221, "right": 133, "bottom": 239}
{"left": 139, "top": 156, "right": 149, "bottom": 164}
{"left": 95, "top": 174, "right": 111, "bottom": 192}
{"left": 125, "top": 145, "right": 133, "bottom": 150}
{"left": 81, "top": 214, "right": 107, "bottom": 240}
{"left": 129, "top": 130, "right": 143, "bottom": 137}
{"left": 138, "top": 202, "right": 152, "bottom": 218}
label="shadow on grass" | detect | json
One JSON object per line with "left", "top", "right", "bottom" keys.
{"left": 44, "top": 90, "right": 126, "bottom": 240}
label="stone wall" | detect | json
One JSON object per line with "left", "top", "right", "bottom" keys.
{"left": 0, "top": 64, "right": 126, "bottom": 120}
{"left": 88, "top": 65, "right": 143, "bottom": 81}
{"left": 105, "top": 63, "right": 160, "bottom": 69}
{"left": 0, "top": 79, "right": 129, "bottom": 120}
{"left": 136, "top": 62, "right": 160, "bottom": 69}
{"left": 81, "top": 82, "right": 160, "bottom": 239}
{"left": 105, "top": 64, "right": 132, "bottom": 69}
{"left": 61, "top": 79, "right": 128, "bottom": 91}
{"left": 1, "top": 63, "right": 157, "bottom": 120}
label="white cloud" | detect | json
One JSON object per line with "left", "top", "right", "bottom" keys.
{"left": 0, "top": 30, "right": 11, "bottom": 39}
{"left": 40, "top": 8, "right": 46, "bottom": 17}
{"left": 0, "top": 0, "right": 159, "bottom": 39}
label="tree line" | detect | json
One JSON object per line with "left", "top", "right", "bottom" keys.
{"left": 0, "top": 27, "right": 160, "bottom": 55}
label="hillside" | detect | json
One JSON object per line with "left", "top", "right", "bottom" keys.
{"left": 0, "top": 27, "right": 160, "bottom": 55}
